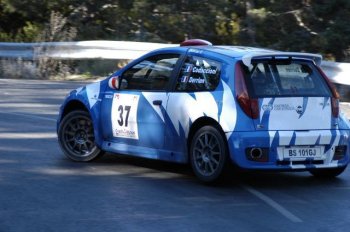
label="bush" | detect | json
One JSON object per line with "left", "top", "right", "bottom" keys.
{"left": 0, "top": 58, "right": 38, "bottom": 79}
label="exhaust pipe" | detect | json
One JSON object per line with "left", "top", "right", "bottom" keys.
{"left": 250, "top": 148, "right": 263, "bottom": 159}
{"left": 245, "top": 147, "right": 268, "bottom": 162}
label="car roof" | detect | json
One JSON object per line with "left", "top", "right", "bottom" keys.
{"left": 155, "top": 45, "right": 322, "bottom": 66}
{"left": 156, "top": 45, "right": 274, "bottom": 58}
{"left": 195, "top": 45, "right": 277, "bottom": 58}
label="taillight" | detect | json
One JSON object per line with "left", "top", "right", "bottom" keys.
{"left": 235, "top": 62, "right": 259, "bottom": 119}
{"left": 317, "top": 66, "right": 340, "bottom": 117}
{"left": 331, "top": 98, "right": 339, "bottom": 118}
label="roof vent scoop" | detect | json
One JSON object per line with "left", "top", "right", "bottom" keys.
{"left": 180, "top": 39, "right": 212, "bottom": 47}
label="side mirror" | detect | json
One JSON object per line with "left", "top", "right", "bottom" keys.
{"left": 120, "top": 79, "right": 128, "bottom": 89}
{"left": 108, "top": 76, "right": 120, "bottom": 89}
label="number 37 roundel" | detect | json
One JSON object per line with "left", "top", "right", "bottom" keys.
{"left": 111, "top": 93, "right": 140, "bottom": 139}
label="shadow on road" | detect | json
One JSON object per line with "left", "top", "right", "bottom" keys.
{"left": 52, "top": 152, "right": 348, "bottom": 190}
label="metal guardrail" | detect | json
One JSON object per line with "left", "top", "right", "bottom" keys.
{"left": 0, "top": 40, "right": 348, "bottom": 85}
{"left": 321, "top": 61, "right": 350, "bottom": 86}
{"left": 0, "top": 41, "right": 176, "bottom": 60}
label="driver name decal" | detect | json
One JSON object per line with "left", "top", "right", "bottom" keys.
{"left": 111, "top": 93, "right": 140, "bottom": 139}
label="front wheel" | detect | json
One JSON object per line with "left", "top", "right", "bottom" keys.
{"left": 58, "top": 110, "right": 104, "bottom": 162}
{"left": 190, "top": 125, "right": 229, "bottom": 183}
{"left": 309, "top": 166, "right": 347, "bottom": 178}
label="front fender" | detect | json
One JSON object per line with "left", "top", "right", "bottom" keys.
{"left": 57, "top": 80, "right": 107, "bottom": 147}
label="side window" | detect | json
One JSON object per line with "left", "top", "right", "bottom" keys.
{"left": 121, "top": 54, "right": 180, "bottom": 91}
{"left": 176, "top": 56, "right": 221, "bottom": 91}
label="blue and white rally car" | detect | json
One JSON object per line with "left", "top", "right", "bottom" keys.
{"left": 57, "top": 39, "right": 350, "bottom": 182}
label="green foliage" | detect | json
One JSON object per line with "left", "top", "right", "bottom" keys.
{"left": 35, "top": 11, "right": 77, "bottom": 79}
{"left": 0, "top": 21, "right": 41, "bottom": 42}
{"left": 1, "top": 0, "right": 350, "bottom": 61}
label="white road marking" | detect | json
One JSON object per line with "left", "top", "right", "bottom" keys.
{"left": 0, "top": 132, "right": 57, "bottom": 139}
{"left": 0, "top": 111, "right": 56, "bottom": 122}
{"left": 242, "top": 185, "right": 303, "bottom": 223}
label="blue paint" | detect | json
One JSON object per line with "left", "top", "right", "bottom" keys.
{"left": 56, "top": 44, "right": 350, "bottom": 174}
{"left": 298, "top": 97, "right": 308, "bottom": 118}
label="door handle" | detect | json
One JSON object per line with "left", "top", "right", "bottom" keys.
{"left": 153, "top": 100, "right": 162, "bottom": 106}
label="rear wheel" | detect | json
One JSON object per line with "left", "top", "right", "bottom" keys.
{"left": 190, "top": 125, "right": 229, "bottom": 183}
{"left": 309, "top": 166, "right": 347, "bottom": 178}
{"left": 58, "top": 110, "right": 103, "bottom": 162}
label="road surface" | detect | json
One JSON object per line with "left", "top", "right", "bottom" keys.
{"left": 1, "top": 79, "right": 350, "bottom": 232}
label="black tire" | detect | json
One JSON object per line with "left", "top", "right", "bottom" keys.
{"left": 309, "top": 166, "right": 347, "bottom": 178}
{"left": 58, "top": 110, "right": 104, "bottom": 162}
{"left": 190, "top": 125, "right": 229, "bottom": 183}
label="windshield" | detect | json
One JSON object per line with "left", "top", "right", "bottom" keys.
{"left": 242, "top": 59, "right": 332, "bottom": 98}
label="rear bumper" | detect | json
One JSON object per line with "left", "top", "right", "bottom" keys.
{"left": 227, "top": 130, "right": 350, "bottom": 170}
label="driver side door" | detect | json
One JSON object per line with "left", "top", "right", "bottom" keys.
{"left": 100, "top": 53, "right": 182, "bottom": 153}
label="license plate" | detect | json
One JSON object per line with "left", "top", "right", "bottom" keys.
{"left": 283, "top": 147, "right": 323, "bottom": 160}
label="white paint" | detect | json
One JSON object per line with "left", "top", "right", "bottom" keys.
{"left": 278, "top": 131, "right": 294, "bottom": 146}
{"left": 86, "top": 82, "right": 100, "bottom": 109}
{"left": 242, "top": 185, "right": 303, "bottom": 223}
{"left": 294, "top": 131, "right": 323, "bottom": 145}
{"left": 111, "top": 93, "right": 139, "bottom": 139}
{"left": 195, "top": 92, "right": 218, "bottom": 121}
{"left": 219, "top": 81, "right": 237, "bottom": 135}
{"left": 167, "top": 92, "right": 218, "bottom": 137}
{"left": 142, "top": 92, "right": 168, "bottom": 122}
{"left": 75, "top": 87, "right": 83, "bottom": 95}
{"left": 242, "top": 52, "right": 322, "bottom": 67}
{"left": 264, "top": 97, "right": 332, "bottom": 130}
{"left": 269, "top": 131, "right": 277, "bottom": 146}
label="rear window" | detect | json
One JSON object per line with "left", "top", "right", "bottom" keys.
{"left": 242, "top": 60, "right": 332, "bottom": 97}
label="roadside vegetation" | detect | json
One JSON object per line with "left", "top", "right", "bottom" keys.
{"left": 1, "top": 0, "right": 350, "bottom": 79}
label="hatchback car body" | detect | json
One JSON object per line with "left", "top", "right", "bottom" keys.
{"left": 57, "top": 39, "right": 350, "bottom": 182}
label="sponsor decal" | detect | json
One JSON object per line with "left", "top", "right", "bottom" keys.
{"left": 184, "top": 64, "right": 217, "bottom": 75}
{"left": 261, "top": 104, "right": 304, "bottom": 113}
{"left": 296, "top": 105, "right": 303, "bottom": 115}
{"left": 262, "top": 104, "right": 273, "bottom": 111}
{"left": 181, "top": 76, "right": 205, "bottom": 84}
{"left": 184, "top": 65, "right": 193, "bottom": 73}
{"left": 192, "top": 67, "right": 217, "bottom": 75}
{"left": 272, "top": 104, "right": 295, "bottom": 111}
{"left": 181, "top": 75, "right": 189, "bottom": 83}
{"left": 105, "top": 95, "right": 113, "bottom": 99}
{"left": 188, "top": 48, "right": 203, "bottom": 54}
{"left": 111, "top": 94, "right": 140, "bottom": 139}
{"left": 188, "top": 77, "right": 205, "bottom": 84}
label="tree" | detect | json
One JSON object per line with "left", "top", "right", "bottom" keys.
{"left": 1, "top": 0, "right": 350, "bottom": 61}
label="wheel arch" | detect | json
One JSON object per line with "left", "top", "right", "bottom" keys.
{"left": 187, "top": 116, "right": 228, "bottom": 157}
{"left": 187, "top": 116, "right": 231, "bottom": 182}
{"left": 58, "top": 99, "right": 103, "bottom": 147}
{"left": 61, "top": 100, "right": 89, "bottom": 118}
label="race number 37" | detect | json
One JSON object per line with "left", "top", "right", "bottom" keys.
{"left": 111, "top": 94, "right": 140, "bottom": 139}
{"left": 117, "top": 105, "right": 131, "bottom": 127}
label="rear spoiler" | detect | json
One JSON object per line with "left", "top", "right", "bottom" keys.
{"left": 242, "top": 52, "right": 322, "bottom": 67}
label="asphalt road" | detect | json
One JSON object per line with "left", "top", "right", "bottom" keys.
{"left": 1, "top": 78, "right": 350, "bottom": 232}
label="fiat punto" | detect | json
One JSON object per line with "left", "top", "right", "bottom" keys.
{"left": 57, "top": 39, "right": 350, "bottom": 182}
